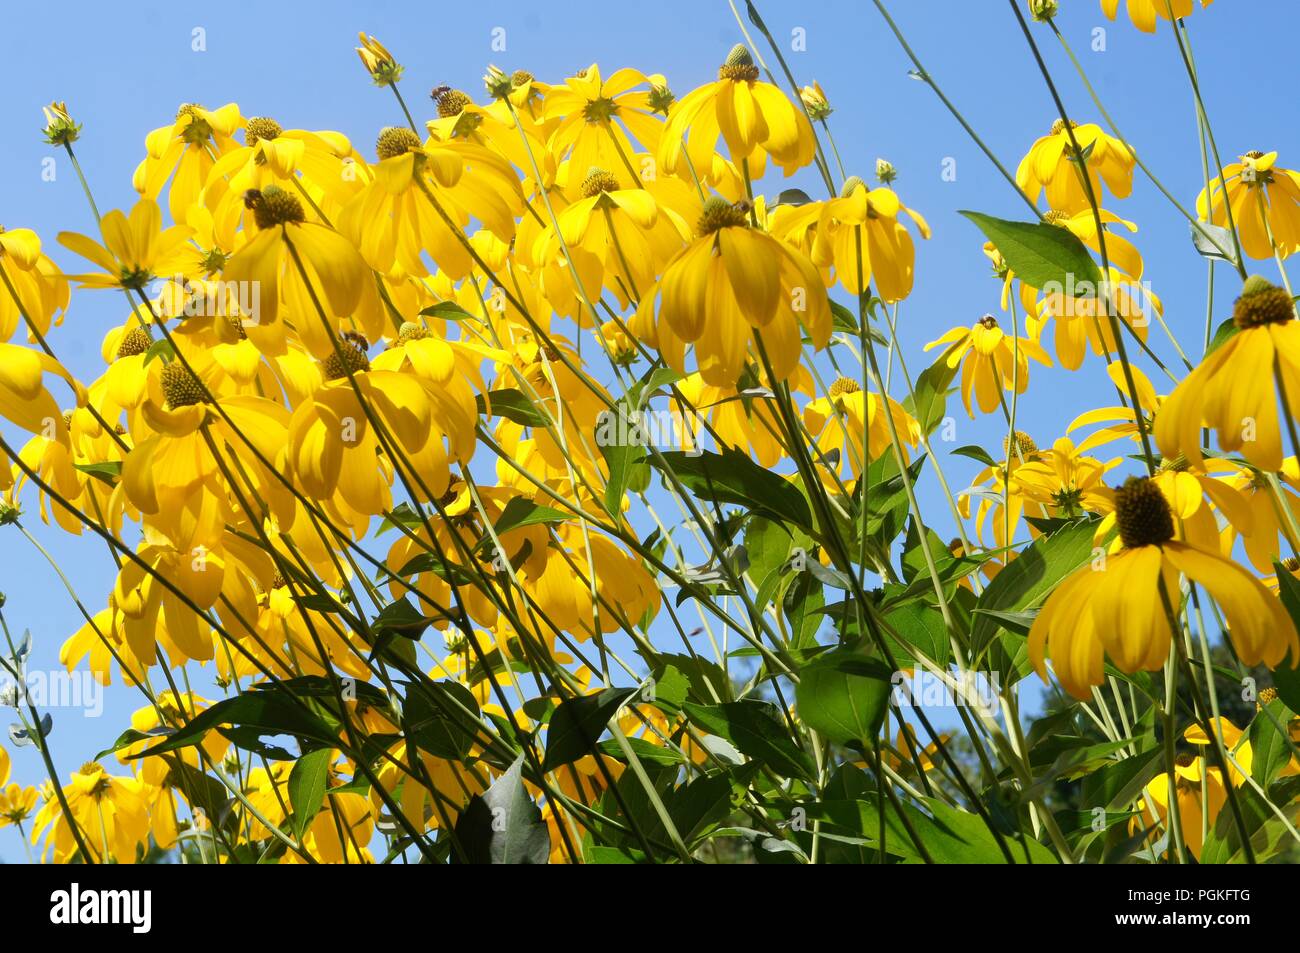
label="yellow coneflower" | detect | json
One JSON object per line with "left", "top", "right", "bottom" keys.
{"left": 1017, "top": 118, "right": 1133, "bottom": 213}
{"left": 0, "top": 226, "right": 69, "bottom": 342}
{"left": 31, "top": 762, "right": 151, "bottom": 863}
{"left": 1155, "top": 276, "right": 1300, "bottom": 472}
{"left": 58, "top": 199, "right": 198, "bottom": 293}
{"left": 659, "top": 45, "right": 815, "bottom": 181}
{"left": 223, "top": 185, "right": 383, "bottom": 356}
{"left": 543, "top": 63, "right": 665, "bottom": 176}
{"left": 532, "top": 166, "right": 690, "bottom": 316}
{"left": 810, "top": 176, "right": 930, "bottom": 302}
{"left": 134, "top": 103, "right": 244, "bottom": 223}
{"left": 803, "top": 375, "right": 920, "bottom": 477}
{"left": 1102, "top": 0, "right": 1214, "bottom": 34}
{"left": 337, "top": 127, "right": 523, "bottom": 285}
{"left": 1028, "top": 476, "right": 1298, "bottom": 699}
{"left": 635, "top": 197, "right": 830, "bottom": 387}
{"left": 924, "top": 314, "right": 1052, "bottom": 417}
{"left": 1197, "top": 150, "right": 1300, "bottom": 260}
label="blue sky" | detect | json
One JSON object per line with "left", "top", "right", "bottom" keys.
{"left": 0, "top": 0, "right": 1293, "bottom": 859}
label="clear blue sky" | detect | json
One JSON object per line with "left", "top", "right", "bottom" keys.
{"left": 0, "top": 0, "right": 1293, "bottom": 859}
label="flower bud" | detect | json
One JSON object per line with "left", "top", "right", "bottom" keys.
{"left": 800, "top": 82, "right": 832, "bottom": 120}
{"left": 42, "top": 101, "right": 81, "bottom": 146}
{"left": 356, "top": 33, "right": 403, "bottom": 86}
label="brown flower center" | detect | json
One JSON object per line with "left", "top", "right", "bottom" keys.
{"left": 1114, "top": 476, "right": 1174, "bottom": 549}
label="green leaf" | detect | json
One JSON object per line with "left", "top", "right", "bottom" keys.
{"left": 961, "top": 210, "right": 1103, "bottom": 291}
{"left": 477, "top": 388, "right": 550, "bottom": 427}
{"left": 144, "top": 339, "right": 174, "bottom": 365}
{"left": 490, "top": 496, "right": 569, "bottom": 536}
{"left": 783, "top": 564, "right": 826, "bottom": 649}
{"left": 683, "top": 700, "right": 815, "bottom": 780}
{"left": 1269, "top": 562, "right": 1300, "bottom": 713}
{"left": 795, "top": 650, "right": 893, "bottom": 747}
{"left": 94, "top": 727, "right": 167, "bottom": 762}
{"left": 1190, "top": 220, "right": 1238, "bottom": 265}
{"left": 652, "top": 447, "right": 814, "bottom": 532}
{"left": 774, "top": 188, "right": 813, "bottom": 207}
{"left": 1200, "top": 782, "right": 1286, "bottom": 864}
{"left": 543, "top": 688, "right": 636, "bottom": 771}
{"left": 903, "top": 354, "right": 959, "bottom": 435}
{"left": 648, "top": 665, "right": 689, "bottom": 713}
{"left": 970, "top": 518, "right": 1098, "bottom": 661}
{"left": 403, "top": 680, "right": 482, "bottom": 761}
{"left": 951, "top": 444, "right": 997, "bottom": 468}
{"left": 1206, "top": 316, "right": 1239, "bottom": 356}
{"left": 1080, "top": 746, "right": 1163, "bottom": 811}
{"left": 452, "top": 753, "right": 551, "bottom": 864}
{"left": 419, "top": 300, "right": 478, "bottom": 321}
{"left": 806, "top": 795, "right": 1056, "bottom": 864}
{"left": 1248, "top": 699, "right": 1294, "bottom": 787}
{"left": 131, "top": 690, "right": 338, "bottom": 760}
{"left": 598, "top": 735, "right": 684, "bottom": 766}
{"left": 74, "top": 461, "right": 123, "bottom": 485}
{"left": 288, "top": 748, "right": 332, "bottom": 838}
{"left": 370, "top": 597, "right": 431, "bottom": 639}
{"left": 598, "top": 402, "right": 649, "bottom": 516}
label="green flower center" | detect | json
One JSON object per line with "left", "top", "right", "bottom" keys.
{"left": 719, "top": 44, "right": 759, "bottom": 82}
{"left": 246, "top": 186, "right": 305, "bottom": 229}
{"left": 115, "top": 326, "right": 153, "bottom": 359}
{"left": 161, "top": 361, "right": 208, "bottom": 409}
{"left": 245, "top": 117, "right": 283, "bottom": 145}
{"left": 376, "top": 126, "right": 422, "bottom": 160}
{"left": 581, "top": 168, "right": 620, "bottom": 198}
{"left": 321, "top": 335, "right": 371, "bottom": 380}
{"left": 432, "top": 86, "right": 473, "bottom": 118}
{"left": 696, "top": 197, "right": 751, "bottom": 236}
{"left": 1003, "top": 431, "right": 1038, "bottom": 458}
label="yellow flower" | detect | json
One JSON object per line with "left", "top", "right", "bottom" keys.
{"left": 1155, "top": 277, "right": 1300, "bottom": 472}
{"left": 134, "top": 103, "right": 244, "bottom": 223}
{"left": 799, "top": 81, "right": 832, "bottom": 120}
{"left": 1102, "top": 0, "right": 1214, "bottom": 33}
{"left": 41, "top": 101, "right": 80, "bottom": 146}
{"left": 1067, "top": 360, "right": 1160, "bottom": 452}
{"left": 1217, "top": 459, "right": 1300, "bottom": 574}
{"left": 223, "top": 185, "right": 383, "bottom": 356}
{"left": 0, "top": 783, "right": 39, "bottom": 829}
{"left": 673, "top": 367, "right": 813, "bottom": 468}
{"left": 32, "top": 762, "right": 151, "bottom": 863}
{"left": 924, "top": 314, "right": 1052, "bottom": 417}
{"left": 637, "top": 197, "right": 830, "bottom": 387}
{"left": 803, "top": 376, "right": 920, "bottom": 477}
{"left": 1017, "top": 119, "right": 1133, "bottom": 213}
{"left": 532, "top": 166, "right": 689, "bottom": 316}
{"left": 0, "top": 343, "right": 84, "bottom": 439}
{"left": 1135, "top": 752, "right": 1226, "bottom": 861}
{"left": 57, "top": 199, "right": 197, "bottom": 292}
{"left": 1028, "top": 477, "right": 1298, "bottom": 699}
{"left": 201, "top": 118, "right": 362, "bottom": 251}
{"left": 544, "top": 64, "right": 665, "bottom": 177}
{"left": 356, "top": 32, "right": 402, "bottom": 85}
{"left": 287, "top": 335, "right": 476, "bottom": 515}
{"left": 338, "top": 128, "right": 523, "bottom": 284}
{"left": 0, "top": 226, "right": 69, "bottom": 341}
{"left": 809, "top": 176, "right": 930, "bottom": 302}
{"left": 660, "top": 45, "right": 815, "bottom": 180}
{"left": 1197, "top": 151, "right": 1300, "bottom": 260}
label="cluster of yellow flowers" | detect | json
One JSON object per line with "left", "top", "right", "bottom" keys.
{"left": 0, "top": 0, "right": 1297, "bottom": 866}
